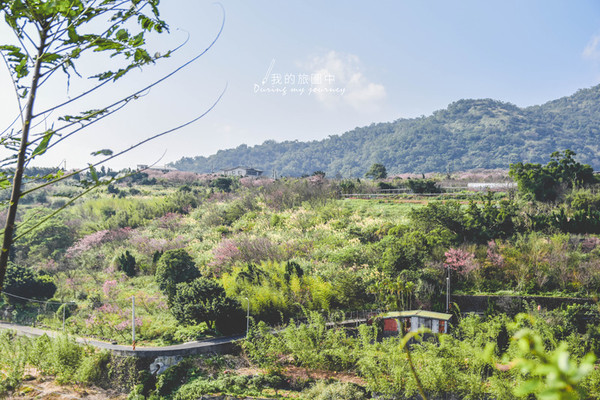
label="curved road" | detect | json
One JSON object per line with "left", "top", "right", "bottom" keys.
{"left": 0, "top": 321, "right": 244, "bottom": 357}
{"left": 0, "top": 317, "right": 366, "bottom": 357}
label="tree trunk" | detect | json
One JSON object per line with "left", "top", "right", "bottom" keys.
{"left": 0, "top": 28, "right": 48, "bottom": 291}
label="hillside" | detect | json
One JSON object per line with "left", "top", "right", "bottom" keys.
{"left": 172, "top": 85, "right": 600, "bottom": 177}
{"left": 4, "top": 168, "right": 600, "bottom": 397}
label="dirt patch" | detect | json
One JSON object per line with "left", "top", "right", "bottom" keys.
{"left": 282, "top": 366, "right": 366, "bottom": 386}
{"left": 235, "top": 365, "right": 366, "bottom": 386}
{"left": 9, "top": 379, "right": 127, "bottom": 400}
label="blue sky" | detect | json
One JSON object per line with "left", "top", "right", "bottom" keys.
{"left": 1, "top": 1, "right": 600, "bottom": 169}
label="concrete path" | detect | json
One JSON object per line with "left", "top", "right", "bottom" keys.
{"left": 0, "top": 317, "right": 369, "bottom": 357}
{"left": 0, "top": 322, "right": 244, "bottom": 357}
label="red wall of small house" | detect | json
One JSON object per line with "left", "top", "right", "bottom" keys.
{"left": 383, "top": 318, "right": 398, "bottom": 332}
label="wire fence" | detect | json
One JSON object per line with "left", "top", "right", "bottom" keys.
{"left": 0, "top": 291, "right": 77, "bottom": 331}
{"left": 271, "top": 309, "right": 386, "bottom": 332}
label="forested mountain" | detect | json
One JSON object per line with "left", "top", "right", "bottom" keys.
{"left": 172, "top": 85, "right": 600, "bottom": 177}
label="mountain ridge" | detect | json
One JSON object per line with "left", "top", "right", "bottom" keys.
{"left": 172, "top": 85, "right": 600, "bottom": 177}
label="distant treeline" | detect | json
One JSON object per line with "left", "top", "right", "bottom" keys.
{"left": 173, "top": 84, "right": 600, "bottom": 177}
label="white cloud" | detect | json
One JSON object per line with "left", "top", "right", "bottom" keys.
{"left": 583, "top": 34, "right": 600, "bottom": 60}
{"left": 305, "top": 51, "right": 386, "bottom": 112}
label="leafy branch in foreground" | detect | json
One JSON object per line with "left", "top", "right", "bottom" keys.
{"left": 512, "top": 329, "right": 595, "bottom": 400}
{"left": 0, "top": 0, "right": 226, "bottom": 290}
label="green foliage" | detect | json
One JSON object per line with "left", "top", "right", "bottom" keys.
{"left": 378, "top": 230, "right": 434, "bottom": 274}
{"left": 409, "top": 201, "right": 465, "bottom": 244}
{"left": 409, "top": 197, "right": 519, "bottom": 244}
{"left": 210, "top": 177, "right": 235, "bottom": 192}
{"left": 369, "top": 276, "right": 416, "bottom": 310}
{"left": 13, "top": 212, "right": 74, "bottom": 262}
{"left": 47, "top": 334, "right": 85, "bottom": 384}
{"left": 509, "top": 150, "right": 597, "bottom": 202}
{"left": 0, "top": 331, "right": 28, "bottom": 393}
{"left": 26, "top": 334, "right": 106, "bottom": 385}
{"left": 365, "top": 163, "right": 387, "bottom": 179}
{"left": 339, "top": 179, "right": 357, "bottom": 194}
{"left": 407, "top": 178, "right": 442, "bottom": 194}
{"left": 241, "top": 311, "right": 600, "bottom": 399}
{"left": 281, "top": 312, "right": 357, "bottom": 371}
{"left": 155, "top": 249, "right": 200, "bottom": 299}
{"left": 463, "top": 194, "right": 519, "bottom": 243}
{"left": 245, "top": 311, "right": 358, "bottom": 371}
{"left": 171, "top": 371, "right": 286, "bottom": 399}
{"left": 3, "top": 262, "right": 56, "bottom": 302}
{"left": 76, "top": 195, "right": 193, "bottom": 230}
{"left": 303, "top": 381, "right": 367, "bottom": 400}
{"left": 512, "top": 328, "right": 595, "bottom": 399}
{"left": 169, "top": 278, "right": 242, "bottom": 332}
{"left": 116, "top": 250, "right": 137, "bottom": 277}
{"left": 172, "top": 86, "right": 600, "bottom": 176}
{"left": 541, "top": 189, "right": 600, "bottom": 234}
{"left": 222, "top": 261, "right": 338, "bottom": 324}
{"left": 0, "top": 332, "right": 106, "bottom": 394}
{"left": 155, "top": 359, "right": 199, "bottom": 397}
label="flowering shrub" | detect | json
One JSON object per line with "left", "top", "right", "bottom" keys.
{"left": 127, "top": 231, "right": 187, "bottom": 256}
{"left": 157, "top": 212, "right": 183, "bottom": 231}
{"left": 144, "top": 169, "right": 204, "bottom": 183}
{"left": 102, "top": 280, "right": 118, "bottom": 298}
{"left": 210, "top": 236, "right": 282, "bottom": 273}
{"left": 65, "top": 230, "right": 109, "bottom": 259}
{"left": 444, "top": 248, "right": 477, "bottom": 276}
{"left": 65, "top": 228, "right": 131, "bottom": 259}
{"left": 83, "top": 301, "right": 142, "bottom": 340}
{"left": 240, "top": 177, "right": 274, "bottom": 188}
{"left": 486, "top": 240, "right": 505, "bottom": 268}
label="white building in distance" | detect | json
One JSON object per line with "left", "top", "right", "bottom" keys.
{"left": 218, "top": 166, "right": 263, "bottom": 177}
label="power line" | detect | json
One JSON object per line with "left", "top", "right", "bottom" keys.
{"left": 1, "top": 291, "right": 74, "bottom": 306}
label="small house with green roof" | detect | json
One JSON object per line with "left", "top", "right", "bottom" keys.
{"left": 380, "top": 310, "right": 452, "bottom": 335}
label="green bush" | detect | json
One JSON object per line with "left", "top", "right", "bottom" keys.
{"left": 171, "top": 372, "right": 286, "bottom": 400}
{"left": 407, "top": 178, "right": 442, "bottom": 193}
{"left": 13, "top": 213, "right": 74, "bottom": 262}
{"left": 3, "top": 262, "right": 56, "bottom": 302}
{"left": 49, "top": 334, "right": 84, "bottom": 384}
{"left": 170, "top": 278, "right": 242, "bottom": 333}
{"left": 155, "top": 249, "right": 200, "bottom": 299}
{"left": 116, "top": 250, "right": 137, "bottom": 277}
{"left": 0, "top": 331, "right": 28, "bottom": 394}
{"left": 509, "top": 150, "right": 596, "bottom": 202}
{"left": 210, "top": 177, "right": 235, "bottom": 192}
{"left": 155, "top": 359, "right": 199, "bottom": 396}
{"left": 74, "top": 350, "right": 110, "bottom": 384}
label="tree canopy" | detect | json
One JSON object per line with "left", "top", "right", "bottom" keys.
{"left": 365, "top": 163, "right": 387, "bottom": 180}
{"left": 509, "top": 150, "right": 596, "bottom": 202}
{"left": 170, "top": 277, "right": 241, "bottom": 331}
{"left": 155, "top": 248, "right": 201, "bottom": 299}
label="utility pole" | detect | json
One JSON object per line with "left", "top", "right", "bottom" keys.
{"left": 446, "top": 271, "right": 451, "bottom": 313}
{"left": 245, "top": 297, "right": 250, "bottom": 338}
{"left": 132, "top": 296, "right": 136, "bottom": 350}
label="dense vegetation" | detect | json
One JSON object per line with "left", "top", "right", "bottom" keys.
{"left": 1, "top": 153, "right": 600, "bottom": 397}
{"left": 173, "top": 85, "right": 600, "bottom": 176}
